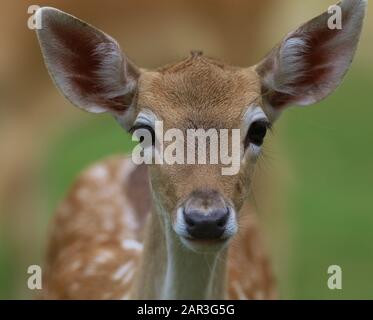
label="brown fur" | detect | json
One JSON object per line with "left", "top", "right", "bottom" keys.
{"left": 138, "top": 55, "right": 269, "bottom": 220}
{"left": 41, "top": 55, "right": 276, "bottom": 299}
{"left": 42, "top": 156, "right": 275, "bottom": 299}
{"left": 38, "top": 0, "right": 367, "bottom": 299}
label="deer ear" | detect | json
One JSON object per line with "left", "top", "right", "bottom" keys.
{"left": 35, "top": 7, "right": 140, "bottom": 114}
{"left": 256, "top": 0, "right": 367, "bottom": 109}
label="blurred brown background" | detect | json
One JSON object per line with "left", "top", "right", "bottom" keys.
{"left": 1, "top": 0, "right": 372, "bottom": 299}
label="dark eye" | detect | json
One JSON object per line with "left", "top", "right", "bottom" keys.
{"left": 130, "top": 124, "right": 155, "bottom": 146}
{"left": 245, "top": 120, "right": 269, "bottom": 148}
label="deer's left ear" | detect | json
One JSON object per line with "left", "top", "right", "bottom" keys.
{"left": 256, "top": 0, "right": 367, "bottom": 109}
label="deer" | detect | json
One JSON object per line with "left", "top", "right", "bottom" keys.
{"left": 35, "top": 0, "right": 366, "bottom": 300}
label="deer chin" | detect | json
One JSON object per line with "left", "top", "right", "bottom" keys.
{"left": 178, "top": 236, "right": 231, "bottom": 254}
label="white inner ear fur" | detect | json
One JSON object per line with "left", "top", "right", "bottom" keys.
{"left": 93, "top": 41, "right": 136, "bottom": 102}
{"left": 269, "top": 37, "right": 309, "bottom": 97}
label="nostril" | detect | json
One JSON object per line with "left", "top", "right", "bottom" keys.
{"left": 185, "top": 217, "right": 195, "bottom": 227}
{"left": 188, "top": 220, "right": 195, "bottom": 227}
{"left": 216, "top": 208, "right": 229, "bottom": 227}
{"left": 216, "top": 218, "right": 226, "bottom": 228}
{"left": 183, "top": 210, "right": 195, "bottom": 227}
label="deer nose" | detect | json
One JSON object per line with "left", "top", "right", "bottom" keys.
{"left": 183, "top": 190, "right": 230, "bottom": 240}
{"left": 183, "top": 207, "right": 229, "bottom": 240}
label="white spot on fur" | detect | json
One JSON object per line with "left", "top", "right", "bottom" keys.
{"left": 121, "top": 203, "right": 139, "bottom": 231}
{"left": 122, "top": 268, "right": 135, "bottom": 285}
{"left": 84, "top": 265, "right": 97, "bottom": 276}
{"left": 112, "top": 261, "right": 134, "bottom": 281}
{"left": 84, "top": 252, "right": 114, "bottom": 276}
{"left": 94, "top": 250, "right": 115, "bottom": 264}
{"left": 232, "top": 281, "right": 248, "bottom": 300}
{"left": 89, "top": 165, "right": 108, "bottom": 181}
{"left": 120, "top": 293, "right": 130, "bottom": 300}
{"left": 69, "top": 260, "right": 82, "bottom": 271}
{"left": 121, "top": 239, "right": 143, "bottom": 252}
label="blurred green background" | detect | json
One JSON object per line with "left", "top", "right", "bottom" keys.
{"left": 0, "top": 0, "right": 372, "bottom": 299}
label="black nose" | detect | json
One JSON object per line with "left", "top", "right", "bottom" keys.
{"left": 183, "top": 188, "right": 232, "bottom": 239}
{"left": 184, "top": 207, "right": 229, "bottom": 240}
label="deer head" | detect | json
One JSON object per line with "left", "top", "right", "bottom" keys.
{"left": 35, "top": 0, "right": 366, "bottom": 254}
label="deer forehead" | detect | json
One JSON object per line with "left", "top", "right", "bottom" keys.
{"left": 137, "top": 56, "right": 263, "bottom": 129}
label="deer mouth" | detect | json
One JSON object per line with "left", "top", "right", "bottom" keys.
{"left": 179, "top": 236, "right": 231, "bottom": 253}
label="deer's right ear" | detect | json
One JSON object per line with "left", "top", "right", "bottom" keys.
{"left": 35, "top": 7, "right": 140, "bottom": 114}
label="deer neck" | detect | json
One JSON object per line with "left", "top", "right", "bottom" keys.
{"left": 132, "top": 195, "right": 228, "bottom": 299}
